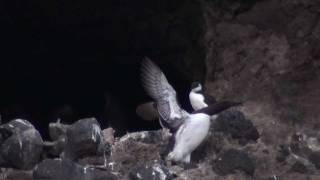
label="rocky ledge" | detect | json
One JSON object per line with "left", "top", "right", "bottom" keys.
{"left": 0, "top": 109, "right": 319, "bottom": 179}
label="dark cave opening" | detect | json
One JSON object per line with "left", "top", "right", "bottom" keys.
{"left": 0, "top": 0, "right": 203, "bottom": 138}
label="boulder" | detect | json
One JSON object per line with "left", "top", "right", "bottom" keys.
{"left": 62, "top": 118, "right": 105, "bottom": 160}
{"left": 0, "top": 119, "right": 43, "bottom": 170}
{"left": 213, "top": 110, "right": 259, "bottom": 145}
{"left": 33, "top": 159, "right": 118, "bottom": 180}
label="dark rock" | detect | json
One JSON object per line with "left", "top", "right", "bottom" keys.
{"left": 0, "top": 119, "right": 43, "bottom": 170}
{"left": 48, "top": 120, "right": 69, "bottom": 141}
{"left": 0, "top": 168, "right": 33, "bottom": 180}
{"left": 88, "top": 168, "right": 118, "bottom": 180}
{"left": 129, "top": 163, "right": 173, "bottom": 180}
{"left": 78, "top": 155, "right": 107, "bottom": 167}
{"left": 62, "top": 118, "right": 105, "bottom": 160}
{"left": 43, "top": 139, "right": 67, "bottom": 157}
{"left": 213, "top": 110, "right": 259, "bottom": 144}
{"left": 33, "top": 159, "right": 118, "bottom": 180}
{"left": 33, "top": 159, "right": 83, "bottom": 180}
{"left": 213, "top": 149, "right": 255, "bottom": 175}
{"left": 291, "top": 162, "right": 308, "bottom": 173}
{"left": 308, "top": 152, "right": 320, "bottom": 169}
{"left": 288, "top": 133, "right": 316, "bottom": 164}
{"left": 276, "top": 145, "right": 290, "bottom": 162}
{"left": 44, "top": 119, "right": 70, "bottom": 157}
{"left": 43, "top": 120, "right": 69, "bottom": 157}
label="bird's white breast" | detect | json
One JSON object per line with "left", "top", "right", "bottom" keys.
{"left": 170, "top": 113, "right": 211, "bottom": 162}
{"left": 189, "top": 92, "right": 208, "bottom": 110}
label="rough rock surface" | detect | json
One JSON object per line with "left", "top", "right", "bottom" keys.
{"left": 33, "top": 159, "right": 117, "bottom": 180}
{"left": 62, "top": 118, "right": 105, "bottom": 160}
{"left": 0, "top": 168, "right": 33, "bottom": 180}
{"left": 129, "top": 163, "right": 173, "bottom": 180}
{"left": 212, "top": 110, "right": 259, "bottom": 145}
{"left": 212, "top": 149, "right": 255, "bottom": 175}
{"left": 0, "top": 110, "right": 315, "bottom": 179}
{"left": 0, "top": 119, "right": 43, "bottom": 170}
{"left": 203, "top": 0, "right": 320, "bottom": 179}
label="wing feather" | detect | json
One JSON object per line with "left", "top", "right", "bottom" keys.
{"left": 140, "top": 57, "right": 187, "bottom": 130}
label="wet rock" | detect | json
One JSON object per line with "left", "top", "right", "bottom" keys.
{"left": 62, "top": 118, "right": 105, "bottom": 160}
{"left": 213, "top": 110, "right": 259, "bottom": 144}
{"left": 129, "top": 163, "right": 173, "bottom": 180}
{"left": 213, "top": 149, "right": 255, "bottom": 175}
{"left": 33, "top": 159, "right": 118, "bottom": 180}
{"left": 0, "top": 119, "right": 43, "bottom": 170}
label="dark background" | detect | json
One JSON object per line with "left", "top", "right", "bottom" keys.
{"left": 0, "top": 0, "right": 204, "bottom": 138}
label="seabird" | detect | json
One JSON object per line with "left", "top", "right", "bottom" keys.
{"left": 140, "top": 57, "right": 240, "bottom": 163}
{"left": 137, "top": 82, "right": 221, "bottom": 121}
{"left": 189, "top": 81, "right": 217, "bottom": 111}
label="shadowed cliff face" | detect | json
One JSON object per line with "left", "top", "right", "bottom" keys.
{"left": 0, "top": 0, "right": 204, "bottom": 137}
{"left": 203, "top": 0, "right": 320, "bottom": 178}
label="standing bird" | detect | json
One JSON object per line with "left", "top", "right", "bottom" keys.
{"left": 140, "top": 57, "right": 241, "bottom": 163}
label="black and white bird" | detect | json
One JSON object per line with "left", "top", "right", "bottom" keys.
{"left": 140, "top": 57, "right": 240, "bottom": 163}
{"left": 189, "top": 81, "right": 217, "bottom": 111}
{"left": 137, "top": 82, "right": 219, "bottom": 121}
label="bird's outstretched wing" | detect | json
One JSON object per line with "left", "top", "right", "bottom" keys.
{"left": 141, "top": 57, "right": 188, "bottom": 130}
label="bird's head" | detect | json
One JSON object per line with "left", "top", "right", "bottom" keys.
{"left": 191, "top": 81, "right": 202, "bottom": 92}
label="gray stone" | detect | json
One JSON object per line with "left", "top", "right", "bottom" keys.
{"left": 212, "top": 149, "right": 255, "bottom": 175}
{"left": 62, "top": 118, "right": 105, "bottom": 160}
{"left": 0, "top": 119, "right": 43, "bottom": 170}
{"left": 33, "top": 159, "right": 118, "bottom": 180}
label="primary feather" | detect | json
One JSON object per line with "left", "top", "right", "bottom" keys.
{"left": 141, "top": 57, "right": 188, "bottom": 131}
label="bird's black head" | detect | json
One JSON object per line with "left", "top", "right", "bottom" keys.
{"left": 191, "top": 81, "right": 202, "bottom": 92}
